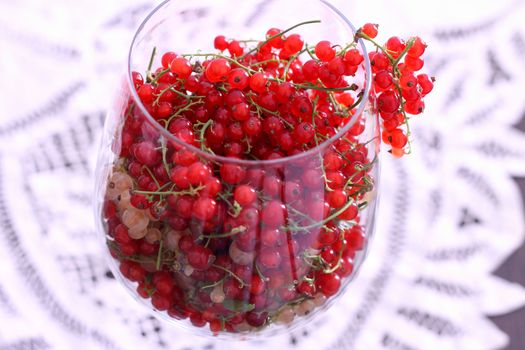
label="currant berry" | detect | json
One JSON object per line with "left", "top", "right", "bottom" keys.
{"left": 361, "top": 23, "right": 378, "bottom": 38}
{"left": 169, "top": 57, "right": 193, "bottom": 79}
{"left": 228, "top": 68, "right": 249, "bottom": 90}
{"left": 161, "top": 51, "right": 177, "bottom": 68}
{"left": 315, "top": 41, "right": 336, "bottom": 62}
{"left": 205, "top": 58, "right": 231, "bottom": 83}
{"left": 214, "top": 35, "right": 229, "bottom": 51}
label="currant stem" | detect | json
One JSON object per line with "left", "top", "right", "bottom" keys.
{"left": 160, "top": 136, "right": 171, "bottom": 175}
{"left": 146, "top": 46, "right": 157, "bottom": 82}
{"left": 212, "top": 264, "right": 249, "bottom": 287}
{"left": 201, "top": 278, "right": 225, "bottom": 290}
{"left": 196, "top": 119, "right": 214, "bottom": 154}
{"left": 142, "top": 165, "right": 161, "bottom": 189}
{"left": 289, "top": 199, "right": 357, "bottom": 232}
{"left": 241, "top": 19, "right": 322, "bottom": 59}
{"left": 282, "top": 47, "right": 309, "bottom": 81}
{"left": 165, "top": 100, "right": 204, "bottom": 128}
{"left": 355, "top": 32, "right": 395, "bottom": 65}
{"left": 199, "top": 225, "right": 247, "bottom": 239}
{"left": 156, "top": 238, "right": 164, "bottom": 270}
{"left": 134, "top": 185, "right": 204, "bottom": 197}
{"left": 150, "top": 67, "right": 170, "bottom": 85}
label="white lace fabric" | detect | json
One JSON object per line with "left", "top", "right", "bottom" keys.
{"left": 0, "top": 0, "right": 525, "bottom": 349}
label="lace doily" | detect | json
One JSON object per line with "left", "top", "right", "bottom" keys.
{"left": 1, "top": 0, "right": 525, "bottom": 349}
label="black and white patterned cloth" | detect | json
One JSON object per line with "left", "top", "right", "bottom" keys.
{"left": 1, "top": 0, "right": 525, "bottom": 349}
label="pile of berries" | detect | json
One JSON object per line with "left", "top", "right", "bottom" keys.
{"left": 102, "top": 21, "right": 433, "bottom": 334}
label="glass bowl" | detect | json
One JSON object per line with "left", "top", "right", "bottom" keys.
{"left": 94, "top": 0, "right": 378, "bottom": 338}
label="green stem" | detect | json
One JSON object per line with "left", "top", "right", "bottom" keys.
{"left": 292, "top": 83, "right": 359, "bottom": 92}
{"left": 156, "top": 238, "right": 164, "bottom": 270}
{"left": 355, "top": 32, "right": 395, "bottom": 65}
{"left": 146, "top": 47, "right": 157, "bottom": 82}
{"left": 392, "top": 37, "right": 416, "bottom": 67}
{"left": 212, "top": 264, "right": 249, "bottom": 287}
{"left": 142, "top": 165, "right": 161, "bottom": 189}
{"left": 305, "top": 43, "right": 318, "bottom": 61}
{"left": 199, "top": 225, "right": 247, "bottom": 239}
{"left": 181, "top": 53, "right": 257, "bottom": 74}
{"left": 241, "top": 19, "right": 322, "bottom": 58}
{"left": 165, "top": 100, "right": 203, "bottom": 128}
{"left": 134, "top": 185, "right": 204, "bottom": 197}
{"left": 150, "top": 67, "right": 171, "bottom": 85}
{"left": 160, "top": 136, "right": 170, "bottom": 175}
{"left": 282, "top": 47, "right": 308, "bottom": 81}
{"left": 197, "top": 119, "right": 214, "bottom": 154}
{"left": 201, "top": 278, "right": 225, "bottom": 290}
{"left": 289, "top": 199, "right": 357, "bottom": 232}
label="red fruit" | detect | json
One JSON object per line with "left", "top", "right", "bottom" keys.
{"left": 242, "top": 115, "right": 262, "bottom": 136}
{"left": 385, "top": 36, "right": 405, "bottom": 58}
{"left": 137, "top": 83, "right": 154, "bottom": 102}
{"left": 161, "top": 51, "right": 177, "bottom": 68}
{"left": 262, "top": 200, "right": 286, "bottom": 228}
{"left": 246, "top": 312, "right": 268, "bottom": 327}
{"left": 262, "top": 176, "right": 282, "bottom": 198}
{"left": 170, "top": 166, "right": 190, "bottom": 189}
{"left": 186, "top": 162, "right": 211, "bottom": 186}
{"left": 187, "top": 245, "right": 214, "bottom": 270}
{"left": 249, "top": 72, "right": 268, "bottom": 93}
{"left": 228, "top": 40, "right": 244, "bottom": 57}
{"left": 338, "top": 201, "right": 358, "bottom": 220}
{"left": 266, "top": 28, "right": 284, "bottom": 48}
{"left": 220, "top": 163, "right": 246, "bottom": 184}
{"left": 130, "top": 194, "right": 151, "bottom": 209}
{"left": 303, "top": 60, "right": 320, "bottom": 81}
{"left": 326, "top": 189, "right": 348, "bottom": 208}
{"left": 405, "top": 99, "right": 425, "bottom": 115}
{"left": 152, "top": 293, "right": 171, "bottom": 311}
{"left": 132, "top": 71, "right": 144, "bottom": 89}
{"left": 169, "top": 57, "right": 192, "bottom": 79}
{"left": 400, "top": 72, "right": 417, "bottom": 89}
{"left": 214, "top": 35, "right": 229, "bottom": 50}
{"left": 407, "top": 36, "right": 426, "bottom": 58}
{"left": 377, "top": 90, "right": 400, "bottom": 113}
{"left": 361, "top": 23, "right": 378, "bottom": 38}
{"left": 250, "top": 274, "right": 266, "bottom": 295}
{"left": 193, "top": 197, "right": 218, "bottom": 221}
{"left": 201, "top": 177, "right": 222, "bottom": 197}
{"left": 205, "top": 58, "right": 231, "bottom": 83}
{"left": 174, "top": 195, "right": 194, "bottom": 219}
{"left": 231, "top": 102, "right": 250, "bottom": 121}
{"left": 284, "top": 34, "right": 304, "bottom": 54}
{"left": 190, "top": 312, "right": 207, "bottom": 327}
{"left": 374, "top": 70, "right": 393, "bottom": 89}
{"left": 337, "top": 255, "right": 354, "bottom": 277}
{"left": 134, "top": 141, "right": 159, "bottom": 166}
{"left": 293, "top": 122, "right": 315, "bottom": 144}
{"left": 234, "top": 185, "right": 257, "bottom": 206}
{"left": 228, "top": 68, "right": 249, "bottom": 90}
{"left": 315, "top": 272, "right": 341, "bottom": 297}
{"left": 315, "top": 41, "right": 336, "bottom": 62}
{"left": 404, "top": 55, "right": 424, "bottom": 71}
{"left": 417, "top": 74, "right": 434, "bottom": 95}
{"left": 178, "top": 235, "right": 194, "bottom": 253}
{"left": 346, "top": 226, "right": 366, "bottom": 250}
{"left": 344, "top": 49, "right": 364, "bottom": 66}
{"left": 258, "top": 248, "right": 282, "bottom": 269}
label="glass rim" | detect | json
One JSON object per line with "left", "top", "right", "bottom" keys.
{"left": 127, "top": 0, "right": 372, "bottom": 166}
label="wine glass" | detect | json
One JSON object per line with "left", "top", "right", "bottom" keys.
{"left": 94, "top": 0, "right": 377, "bottom": 339}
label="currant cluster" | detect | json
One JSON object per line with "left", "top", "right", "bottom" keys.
{"left": 358, "top": 23, "right": 434, "bottom": 156}
{"left": 101, "top": 21, "right": 431, "bottom": 334}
